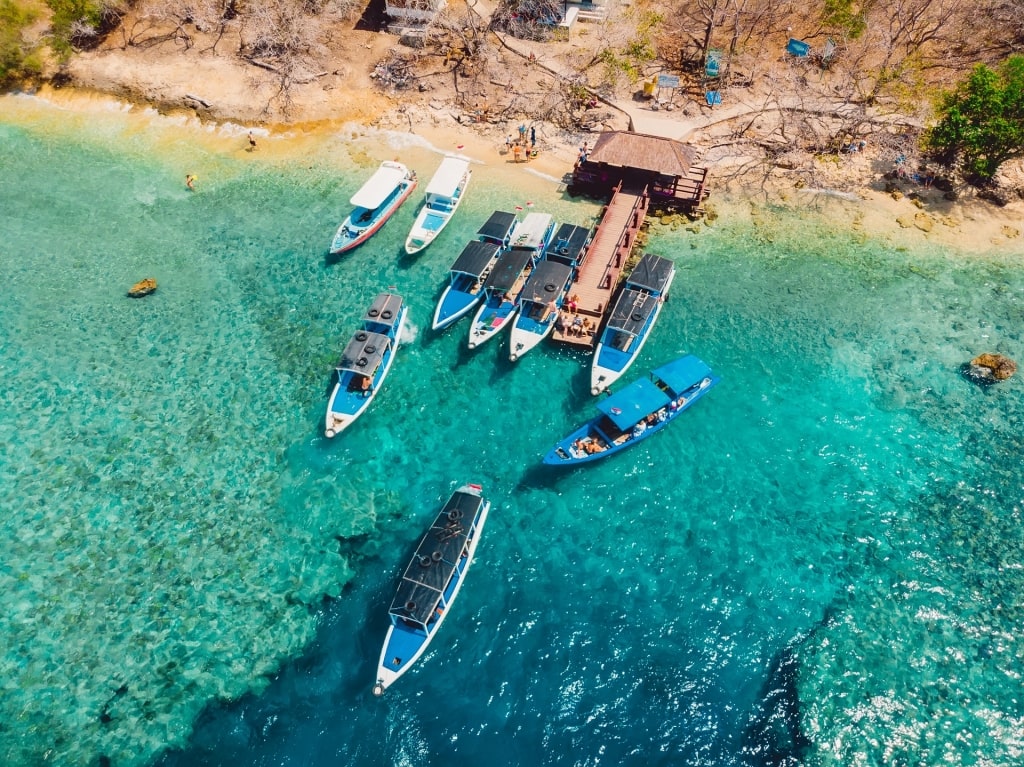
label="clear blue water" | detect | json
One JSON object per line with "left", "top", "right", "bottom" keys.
{"left": 2, "top": 95, "right": 1024, "bottom": 767}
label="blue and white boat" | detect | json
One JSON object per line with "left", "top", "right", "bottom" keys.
{"left": 467, "top": 212, "right": 556, "bottom": 349}
{"left": 544, "top": 355, "right": 719, "bottom": 465}
{"left": 324, "top": 293, "right": 406, "bottom": 438}
{"left": 590, "top": 253, "right": 676, "bottom": 395}
{"left": 508, "top": 223, "right": 591, "bottom": 361}
{"left": 372, "top": 483, "right": 491, "bottom": 696}
{"left": 431, "top": 210, "right": 519, "bottom": 331}
{"left": 330, "top": 161, "right": 417, "bottom": 255}
{"left": 404, "top": 156, "right": 472, "bottom": 255}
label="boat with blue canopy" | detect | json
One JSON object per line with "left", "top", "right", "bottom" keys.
{"left": 404, "top": 156, "right": 472, "bottom": 255}
{"left": 544, "top": 354, "right": 718, "bottom": 465}
{"left": 324, "top": 293, "right": 406, "bottom": 437}
{"left": 467, "top": 212, "right": 556, "bottom": 349}
{"left": 508, "top": 223, "right": 591, "bottom": 361}
{"left": 431, "top": 210, "right": 519, "bottom": 331}
{"left": 372, "top": 482, "right": 491, "bottom": 696}
{"left": 591, "top": 253, "right": 676, "bottom": 395}
{"left": 330, "top": 161, "right": 417, "bottom": 255}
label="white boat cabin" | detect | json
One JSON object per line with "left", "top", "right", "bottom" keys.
{"left": 424, "top": 156, "right": 470, "bottom": 212}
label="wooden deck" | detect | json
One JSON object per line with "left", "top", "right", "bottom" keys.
{"left": 552, "top": 182, "right": 649, "bottom": 348}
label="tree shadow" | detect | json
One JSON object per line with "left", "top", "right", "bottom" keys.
{"left": 354, "top": 0, "right": 388, "bottom": 32}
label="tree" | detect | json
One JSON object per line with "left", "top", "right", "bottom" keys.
{"left": 925, "top": 54, "right": 1024, "bottom": 182}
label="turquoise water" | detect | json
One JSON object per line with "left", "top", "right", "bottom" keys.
{"left": 2, "top": 95, "right": 1023, "bottom": 767}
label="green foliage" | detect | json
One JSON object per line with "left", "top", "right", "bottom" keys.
{"left": 0, "top": 0, "right": 39, "bottom": 84}
{"left": 925, "top": 55, "right": 1024, "bottom": 183}
{"left": 597, "top": 10, "right": 663, "bottom": 86}
{"left": 822, "top": 0, "right": 867, "bottom": 38}
{"left": 46, "top": 0, "right": 102, "bottom": 54}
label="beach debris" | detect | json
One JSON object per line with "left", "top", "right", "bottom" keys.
{"left": 128, "top": 278, "right": 157, "bottom": 298}
{"left": 964, "top": 353, "right": 1017, "bottom": 384}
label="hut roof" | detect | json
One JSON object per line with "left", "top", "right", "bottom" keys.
{"left": 588, "top": 132, "right": 697, "bottom": 178}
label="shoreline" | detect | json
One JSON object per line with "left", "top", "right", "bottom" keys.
{"left": 8, "top": 83, "right": 1023, "bottom": 258}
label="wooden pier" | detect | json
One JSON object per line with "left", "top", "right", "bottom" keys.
{"left": 551, "top": 181, "right": 649, "bottom": 348}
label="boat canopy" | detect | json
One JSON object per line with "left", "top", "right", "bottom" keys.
{"left": 547, "top": 223, "right": 591, "bottom": 266}
{"left": 363, "top": 293, "right": 404, "bottom": 324}
{"left": 597, "top": 378, "right": 671, "bottom": 430}
{"left": 626, "top": 254, "right": 675, "bottom": 294}
{"left": 478, "top": 210, "right": 518, "bottom": 244}
{"left": 337, "top": 330, "right": 390, "bottom": 374}
{"left": 425, "top": 156, "right": 470, "bottom": 199}
{"left": 509, "top": 212, "right": 554, "bottom": 252}
{"left": 389, "top": 490, "right": 485, "bottom": 626}
{"left": 350, "top": 162, "right": 409, "bottom": 209}
{"left": 651, "top": 355, "right": 713, "bottom": 395}
{"left": 451, "top": 241, "right": 500, "bottom": 278}
{"left": 607, "top": 288, "right": 659, "bottom": 334}
{"left": 483, "top": 248, "right": 533, "bottom": 293}
{"left": 522, "top": 260, "right": 572, "bottom": 304}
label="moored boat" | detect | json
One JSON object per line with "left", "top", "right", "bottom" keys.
{"left": 404, "top": 156, "right": 472, "bottom": 255}
{"left": 330, "top": 161, "right": 417, "bottom": 255}
{"left": 508, "top": 260, "right": 573, "bottom": 361}
{"left": 590, "top": 253, "right": 676, "bottom": 395}
{"left": 508, "top": 223, "right": 591, "bottom": 361}
{"left": 467, "top": 212, "right": 556, "bottom": 349}
{"left": 372, "top": 482, "right": 491, "bottom": 696}
{"left": 324, "top": 293, "right": 406, "bottom": 437}
{"left": 431, "top": 210, "right": 519, "bottom": 332}
{"left": 544, "top": 355, "right": 719, "bottom": 465}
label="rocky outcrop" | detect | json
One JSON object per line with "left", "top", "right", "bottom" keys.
{"left": 964, "top": 353, "right": 1017, "bottom": 384}
{"left": 128, "top": 278, "right": 157, "bottom": 298}
{"left": 980, "top": 158, "right": 1024, "bottom": 206}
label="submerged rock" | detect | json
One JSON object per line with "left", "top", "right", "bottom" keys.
{"left": 964, "top": 353, "right": 1017, "bottom": 384}
{"left": 128, "top": 278, "right": 157, "bottom": 298}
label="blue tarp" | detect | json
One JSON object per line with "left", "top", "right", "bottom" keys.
{"left": 597, "top": 378, "right": 671, "bottom": 430}
{"left": 786, "top": 38, "right": 810, "bottom": 57}
{"left": 651, "top": 355, "right": 712, "bottom": 395}
{"left": 706, "top": 91, "right": 722, "bottom": 106}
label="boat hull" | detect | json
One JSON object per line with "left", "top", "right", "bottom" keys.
{"left": 467, "top": 301, "right": 518, "bottom": 349}
{"left": 373, "top": 486, "right": 491, "bottom": 695}
{"left": 508, "top": 319, "right": 554, "bottom": 361}
{"left": 432, "top": 286, "right": 484, "bottom": 331}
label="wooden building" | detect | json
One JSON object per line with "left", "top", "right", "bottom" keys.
{"left": 569, "top": 131, "right": 708, "bottom": 213}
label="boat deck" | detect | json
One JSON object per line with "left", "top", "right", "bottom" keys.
{"left": 551, "top": 182, "right": 649, "bottom": 348}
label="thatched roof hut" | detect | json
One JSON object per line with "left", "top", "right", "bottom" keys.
{"left": 586, "top": 132, "right": 698, "bottom": 177}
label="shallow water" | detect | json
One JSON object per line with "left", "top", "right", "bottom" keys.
{"left": 2, "top": 95, "right": 1023, "bottom": 767}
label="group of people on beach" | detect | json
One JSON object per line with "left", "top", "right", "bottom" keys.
{"left": 505, "top": 124, "right": 538, "bottom": 163}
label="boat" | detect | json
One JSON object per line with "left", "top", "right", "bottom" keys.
{"left": 543, "top": 355, "right": 719, "bottom": 465}
{"left": 508, "top": 223, "right": 591, "bottom": 361}
{"left": 372, "top": 483, "right": 491, "bottom": 696}
{"left": 329, "top": 161, "right": 418, "bottom": 255}
{"left": 431, "top": 210, "right": 519, "bottom": 332}
{"left": 590, "top": 253, "right": 676, "bottom": 395}
{"left": 324, "top": 293, "right": 406, "bottom": 437}
{"left": 467, "top": 212, "right": 556, "bottom": 349}
{"left": 404, "top": 156, "right": 472, "bottom": 255}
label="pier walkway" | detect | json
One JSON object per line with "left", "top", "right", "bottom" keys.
{"left": 552, "top": 181, "right": 649, "bottom": 348}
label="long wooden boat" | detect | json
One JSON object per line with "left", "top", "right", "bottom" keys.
{"left": 330, "top": 161, "right": 417, "bottom": 255}
{"left": 324, "top": 293, "right": 406, "bottom": 437}
{"left": 543, "top": 355, "right": 718, "bottom": 465}
{"left": 590, "top": 253, "right": 676, "bottom": 395}
{"left": 372, "top": 483, "right": 491, "bottom": 696}
{"left": 508, "top": 223, "right": 591, "bottom": 361}
{"left": 404, "top": 156, "right": 472, "bottom": 255}
{"left": 467, "top": 212, "right": 556, "bottom": 349}
{"left": 431, "top": 210, "right": 519, "bottom": 332}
